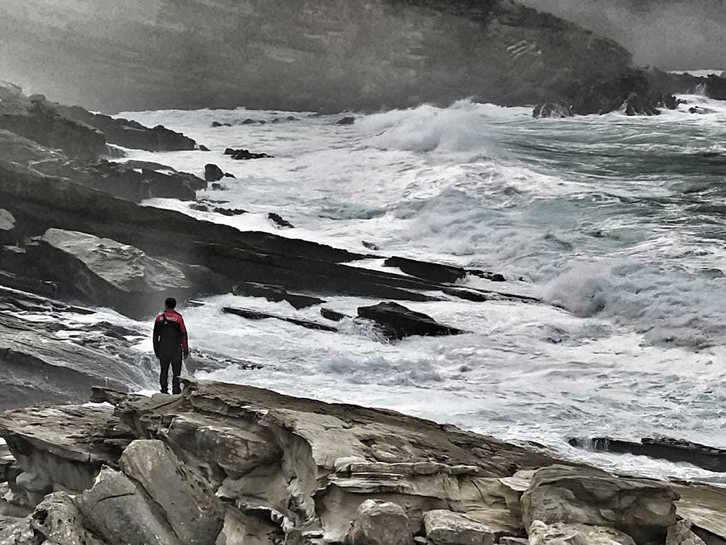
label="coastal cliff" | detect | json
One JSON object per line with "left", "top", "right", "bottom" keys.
{"left": 0, "top": 0, "right": 633, "bottom": 112}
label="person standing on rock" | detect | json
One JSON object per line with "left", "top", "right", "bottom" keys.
{"left": 153, "top": 297, "right": 189, "bottom": 394}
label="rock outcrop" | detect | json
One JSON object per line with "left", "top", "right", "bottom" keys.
{"left": 522, "top": 465, "right": 678, "bottom": 544}
{"left": 56, "top": 104, "right": 197, "bottom": 152}
{"left": 0, "top": 382, "right": 722, "bottom": 545}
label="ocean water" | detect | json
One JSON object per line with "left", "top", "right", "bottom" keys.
{"left": 109, "top": 95, "right": 726, "bottom": 482}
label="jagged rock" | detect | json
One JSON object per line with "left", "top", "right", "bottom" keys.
{"left": 215, "top": 206, "right": 245, "bottom": 215}
{"left": 346, "top": 500, "right": 413, "bottom": 545}
{"left": 0, "top": 289, "right": 150, "bottom": 409}
{"left": 623, "top": 92, "right": 661, "bottom": 116}
{"left": 224, "top": 148, "right": 273, "bottom": 160}
{"left": 206, "top": 163, "right": 225, "bottom": 182}
{"left": 568, "top": 437, "right": 726, "bottom": 473}
{"left": 336, "top": 117, "right": 356, "bottom": 126}
{"left": 57, "top": 104, "right": 196, "bottom": 151}
{"left": 78, "top": 467, "right": 183, "bottom": 545}
{"left": 320, "top": 307, "right": 348, "bottom": 322}
{"left": 120, "top": 440, "right": 225, "bottom": 545}
{"left": 674, "top": 484, "right": 726, "bottom": 545}
{"left": 223, "top": 306, "right": 338, "bottom": 332}
{"left": 233, "top": 282, "right": 325, "bottom": 309}
{"left": 30, "top": 492, "right": 106, "bottom": 545}
{"left": 269, "top": 212, "right": 294, "bottom": 228}
{"left": 424, "top": 510, "right": 496, "bottom": 545}
{"left": 32, "top": 228, "right": 199, "bottom": 318}
{"left": 0, "top": 86, "right": 105, "bottom": 160}
{"left": 357, "top": 302, "right": 464, "bottom": 339}
{"left": 667, "top": 520, "right": 707, "bottom": 545}
{"left": 533, "top": 103, "right": 573, "bottom": 119}
{"left": 0, "top": 403, "right": 130, "bottom": 508}
{"left": 528, "top": 521, "right": 636, "bottom": 545}
{"left": 522, "top": 465, "right": 678, "bottom": 544}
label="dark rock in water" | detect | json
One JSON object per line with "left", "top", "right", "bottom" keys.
{"left": 362, "top": 241, "right": 380, "bottom": 251}
{"left": 214, "top": 207, "right": 246, "bottom": 216}
{"left": 205, "top": 163, "right": 225, "bottom": 182}
{"left": 190, "top": 203, "right": 210, "bottom": 212}
{"left": 210, "top": 182, "right": 225, "bottom": 190}
{"left": 320, "top": 307, "right": 348, "bottom": 322}
{"left": 336, "top": 116, "right": 356, "bottom": 126}
{"left": 241, "top": 118, "right": 257, "bottom": 125}
{"left": 689, "top": 106, "right": 716, "bottom": 115}
{"left": 469, "top": 270, "right": 506, "bottom": 282}
{"left": 223, "top": 306, "right": 337, "bottom": 332}
{"left": 533, "top": 103, "right": 573, "bottom": 119}
{"left": 357, "top": 302, "right": 464, "bottom": 340}
{"left": 211, "top": 121, "right": 232, "bottom": 127}
{"left": 705, "top": 74, "right": 726, "bottom": 100}
{"left": 199, "top": 144, "right": 210, "bottom": 151}
{"left": 385, "top": 256, "right": 466, "bottom": 284}
{"left": 233, "top": 282, "right": 325, "bottom": 309}
{"left": 623, "top": 92, "right": 661, "bottom": 116}
{"left": 224, "top": 172, "right": 236, "bottom": 178}
{"left": 56, "top": 104, "right": 197, "bottom": 152}
{"left": 269, "top": 212, "right": 294, "bottom": 228}
{"left": 0, "top": 85, "right": 105, "bottom": 160}
{"left": 568, "top": 437, "right": 726, "bottom": 473}
{"left": 224, "top": 147, "right": 273, "bottom": 160}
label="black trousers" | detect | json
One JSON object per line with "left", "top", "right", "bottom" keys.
{"left": 159, "top": 353, "right": 183, "bottom": 394}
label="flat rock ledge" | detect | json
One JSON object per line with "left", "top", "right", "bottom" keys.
{"left": 0, "top": 381, "right": 724, "bottom": 545}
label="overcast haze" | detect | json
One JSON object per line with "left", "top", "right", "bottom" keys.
{"left": 520, "top": 0, "right": 726, "bottom": 70}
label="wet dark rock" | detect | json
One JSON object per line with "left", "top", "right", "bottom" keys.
{"left": 56, "top": 104, "right": 197, "bottom": 151}
{"left": 241, "top": 118, "right": 257, "bottom": 125}
{"left": 269, "top": 212, "right": 294, "bottom": 228}
{"left": 214, "top": 207, "right": 246, "bottom": 216}
{"left": 233, "top": 282, "right": 325, "bottom": 309}
{"left": 199, "top": 144, "right": 210, "bottom": 151}
{"left": 210, "top": 182, "right": 225, "bottom": 190}
{"left": 122, "top": 160, "right": 177, "bottom": 172}
{"left": 568, "top": 437, "right": 726, "bottom": 473}
{"left": 336, "top": 116, "right": 356, "bottom": 125}
{"left": 212, "top": 121, "right": 232, "bottom": 127}
{"left": 704, "top": 74, "right": 726, "bottom": 100}
{"left": 533, "top": 103, "right": 573, "bottom": 119}
{"left": 223, "top": 306, "right": 338, "bottom": 332}
{"left": 224, "top": 147, "right": 273, "bottom": 160}
{"left": 224, "top": 172, "right": 236, "bottom": 178}
{"left": 362, "top": 241, "right": 380, "bottom": 251}
{"left": 320, "top": 307, "right": 348, "bottom": 322}
{"left": 689, "top": 106, "right": 716, "bottom": 115}
{"left": 357, "top": 302, "right": 464, "bottom": 340}
{"left": 623, "top": 92, "right": 661, "bottom": 116}
{"left": 385, "top": 256, "right": 466, "bottom": 284}
{"left": 205, "top": 163, "right": 225, "bottom": 182}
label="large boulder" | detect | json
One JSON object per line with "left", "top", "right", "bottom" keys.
{"left": 205, "top": 163, "right": 224, "bottom": 181}
{"left": 78, "top": 467, "right": 183, "bottom": 545}
{"left": 528, "top": 521, "right": 636, "bottom": 545}
{"left": 357, "top": 302, "right": 464, "bottom": 339}
{"left": 31, "top": 228, "right": 197, "bottom": 317}
{"left": 30, "top": 492, "right": 106, "bottom": 545}
{"left": 522, "top": 465, "right": 678, "bottom": 544}
{"left": 345, "top": 500, "right": 413, "bottom": 545}
{"left": 423, "top": 510, "right": 497, "bottom": 545}
{"left": 120, "top": 440, "right": 224, "bottom": 545}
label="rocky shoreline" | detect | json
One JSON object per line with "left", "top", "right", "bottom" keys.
{"left": 0, "top": 381, "right": 724, "bottom": 545}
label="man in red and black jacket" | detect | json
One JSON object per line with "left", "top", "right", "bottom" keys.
{"left": 153, "top": 297, "right": 189, "bottom": 394}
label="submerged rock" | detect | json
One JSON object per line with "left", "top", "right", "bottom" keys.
{"left": 336, "top": 116, "right": 356, "bottom": 126}
{"left": 223, "top": 306, "right": 337, "bottom": 332}
{"left": 233, "top": 282, "right": 325, "bottom": 309}
{"left": 224, "top": 147, "right": 273, "bottom": 160}
{"left": 357, "top": 302, "right": 464, "bottom": 339}
{"left": 269, "top": 212, "right": 294, "bottom": 228}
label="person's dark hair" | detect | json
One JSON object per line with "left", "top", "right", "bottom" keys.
{"left": 164, "top": 297, "right": 177, "bottom": 309}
